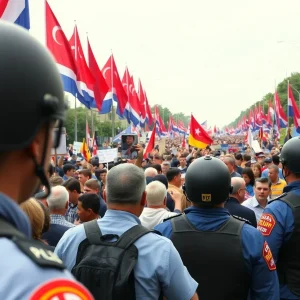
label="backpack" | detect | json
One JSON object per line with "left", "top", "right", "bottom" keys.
{"left": 71, "top": 220, "right": 156, "bottom": 300}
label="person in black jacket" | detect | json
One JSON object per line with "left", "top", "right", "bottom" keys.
{"left": 225, "top": 177, "right": 257, "bottom": 227}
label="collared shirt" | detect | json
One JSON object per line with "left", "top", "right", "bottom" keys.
{"left": 258, "top": 181, "right": 300, "bottom": 299}
{"left": 155, "top": 206, "right": 279, "bottom": 300}
{"left": 65, "top": 202, "right": 78, "bottom": 224}
{"left": 0, "top": 193, "right": 79, "bottom": 299}
{"left": 62, "top": 174, "right": 69, "bottom": 181}
{"left": 51, "top": 214, "right": 75, "bottom": 228}
{"left": 242, "top": 196, "right": 268, "bottom": 222}
{"left": 139, "top": 207, "right": 179, "bottom": 229}
{"left": 270, "top": 178, "right": 287, "bottom": 199}
{"left": 55, "top": 209, "right": 198, "bottom": 300}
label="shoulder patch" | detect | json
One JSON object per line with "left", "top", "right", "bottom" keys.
{"left": 14, "top": 238, "right": 65, "bottom": 270}
{"left": 232, "top": 215, "right": 252, "bottom": 225}
{"left": 262, "top": 241, "right": 276, "bottom": 271}
{"left": 30, "top": 278, "right": 94, "bottom": 300}
{"left": 257, "top": 213, "right": 276, "bottom": 236}
{"left": 163, "top": 213, "right": 182, "bottom": 222}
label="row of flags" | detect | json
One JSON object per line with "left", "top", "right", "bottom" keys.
{"left": 45, "top": 2, "right": 156, "bottom": 130}
{"left": 228, "top": 83, "right": 300, "bottom": 141}
{"left": 1, "top": 0, "right": 203, "bottom": 145}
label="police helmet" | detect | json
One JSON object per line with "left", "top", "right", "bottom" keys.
{"left": 0, "top": 21, "right": 67, "bottom": 196}
{"left": 280, "top": 137, "right": 300, "bottom": 174}
{"left": 0, "top": 21, "right": 66, "bottom": 151}
{"left": 185, "top": 155, "right": 231, "bottom": 205}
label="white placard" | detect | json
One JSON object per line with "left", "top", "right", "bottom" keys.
{"left": 73, "top": 141, "right": 83, "bottom": 155}
{"left": 252, "top": 140, "right": 262, "bottom": 153}
{"left": 97, "top": 148, "right": 118, "bottom": 163}
{"left": 51, "top": 127, "right": 67, "bottom": 155}
{"left": 139, "top": 132, "right": 147, "bottom": 144}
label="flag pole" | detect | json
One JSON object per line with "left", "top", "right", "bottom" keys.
{"left": 287, "top": 80, "right": 290, "bottom": 129}
{"left": 74, "top": 20, "right": 78, "bottom": 142}
{"left": 110, "top": 50, "right": 115, "bottom": 140}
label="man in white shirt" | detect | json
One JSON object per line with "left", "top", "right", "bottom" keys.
{"left": 140, "top": 181, "right": 181, "bottom": 229}
{"left": 242, "top": 177, "right": 271, "bottom": 222}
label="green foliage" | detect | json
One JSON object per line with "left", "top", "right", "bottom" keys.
{"left": 151, "top": 105, "right": 190, "bottom": 128}
{"left": 65, "top": 107, "right": 123, "bottom": 143}
{"left": 65, "top": 103, "right": 190, "bottom": 142}
{"left": 227, "top": 72, "right": 300, "bottom": 128}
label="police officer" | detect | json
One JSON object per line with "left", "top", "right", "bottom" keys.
{"left": 155, "top": 156, "right": 279, "bottom": 300}
{"left": 0, "top": 21, "right": 93, "bottom": 299}
{"left": 258, "top": 137, "right": 300, "bottom": 299}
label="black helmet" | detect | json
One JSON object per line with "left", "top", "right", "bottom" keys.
{"left": 0, "top": 21, "right": 67, "bottom": 196}
{"left": 185, "top": 156, "right": 231, "bottom": 205}
{"left": 280, "top": 137, "right": 300, "bottom": 174}
{"left": 0, "top": 21, "right": 66, "bottom": 151}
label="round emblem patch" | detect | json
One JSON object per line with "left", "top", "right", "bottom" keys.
{"left": 30, "top": 279, "right": 94, "bottom": 300}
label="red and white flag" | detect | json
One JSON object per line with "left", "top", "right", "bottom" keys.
{"left": 143, "top": 126, "right": 156, "bottom": 159}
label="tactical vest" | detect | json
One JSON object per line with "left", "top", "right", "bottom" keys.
{"left": 170, "top": 215, "right": 250, "bottom": 300}
{"left": 276, "top": 192, "right": 300, "bottom": 296}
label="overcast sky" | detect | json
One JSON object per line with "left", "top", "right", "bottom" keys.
{"left": 29, "top": 0, "right": 300, "bottom": 127}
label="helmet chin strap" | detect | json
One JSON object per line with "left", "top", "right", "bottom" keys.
{"left": 31, "top": 125, "right": 51, "bottom": 198}
{"left": 282, "top": 165, "right": 289, "bottom": 183}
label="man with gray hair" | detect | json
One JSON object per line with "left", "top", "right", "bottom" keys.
{"left": 225, "top": 177, "right": 257, "bottom": 227}
{"left": 139, "top": 181, "right": 181, "bottom": 229}
{"left": 55, "top": 163, "right": 198, "bottom": 300}
{"left": 144, "top": 166, "right": 158, "bottom": 178}
{"left": 42, "top": 186, "right": 75, "bottom": 247}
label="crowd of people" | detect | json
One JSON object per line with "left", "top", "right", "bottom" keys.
{"left": 2, "top": 21, "right": 300, "bottom": 300}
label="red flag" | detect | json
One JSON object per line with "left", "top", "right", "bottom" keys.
{"left": 102, "top": 55, "right": 128, "bottom": 115}
{"left": 188, "top": 115, "right": 213, "bottom": 148}
{"left": 92, "top": 133, "right": 98, "bottom": 156}
{"left": 144, "top": 91, "right": 153, "bottom": 125}
{"left": 143, "top": 126, "right": 156, "bottom": 159}
{"left": 69, "top": 26, "right": 95, "bottom": 108}
{"left": 138, "top": 79, "right": 146, "bottom": 125}
{"left": 87, "top": 39, "right": 109, "bottom": 111}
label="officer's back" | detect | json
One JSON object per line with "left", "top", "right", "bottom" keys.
{"left": 258, "top": 137, "right": 300, "bottom": 299}
{"left": 0, "top": 20, "right": 92, "bottom": 299}
{"left": 55, "top": 163, "right": 199, "bottom": 300}
{"left": 156, "top": 156, "right": 279, "bottom": 300}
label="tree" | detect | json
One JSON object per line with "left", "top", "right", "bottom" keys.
{"left": 65, "top": 107, "right": 123, "bottom": 143}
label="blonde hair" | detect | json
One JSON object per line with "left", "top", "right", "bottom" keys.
{"left": 20, "top": 198, "right": 45, "bottom": 240}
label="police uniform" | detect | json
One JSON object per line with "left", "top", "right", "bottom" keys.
{"left": 258, "top": 181, "right": 300, "bottom": 299}
{"left": 0, "top": 193, "right": 93, "bottom": 300}
{"left": 155, "top": 206, "right": 279, "bottom": 299}
{"left": 55, "top": 209, "right": 198, "bottom": 300}
{"left": 0, "top": 20, "right": 93, "bottom": 300}
{"left": 156, "top": 155, "right": 279, "bottom": 300}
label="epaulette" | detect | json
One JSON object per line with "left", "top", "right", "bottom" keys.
{"left": 163, "top": 213, "right": 183, "bottom": 222}
{"left": 268, "top": 192, "right": 288, "bottom": 204}
{"left": 14, "top": 238, "right": 65, "bottom": 270}
{"left": 232, "top": 215, "right": 252, "bottom": 226}
{"left": 0, "top": 218, "right": 65, "bottom": 270}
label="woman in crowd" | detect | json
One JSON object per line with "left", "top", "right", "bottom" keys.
{"left": 242, "top": 167, "right": 255, "bottom": 198}
{"left": 252, "top": 163, "right": 262, "bottom": 179}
